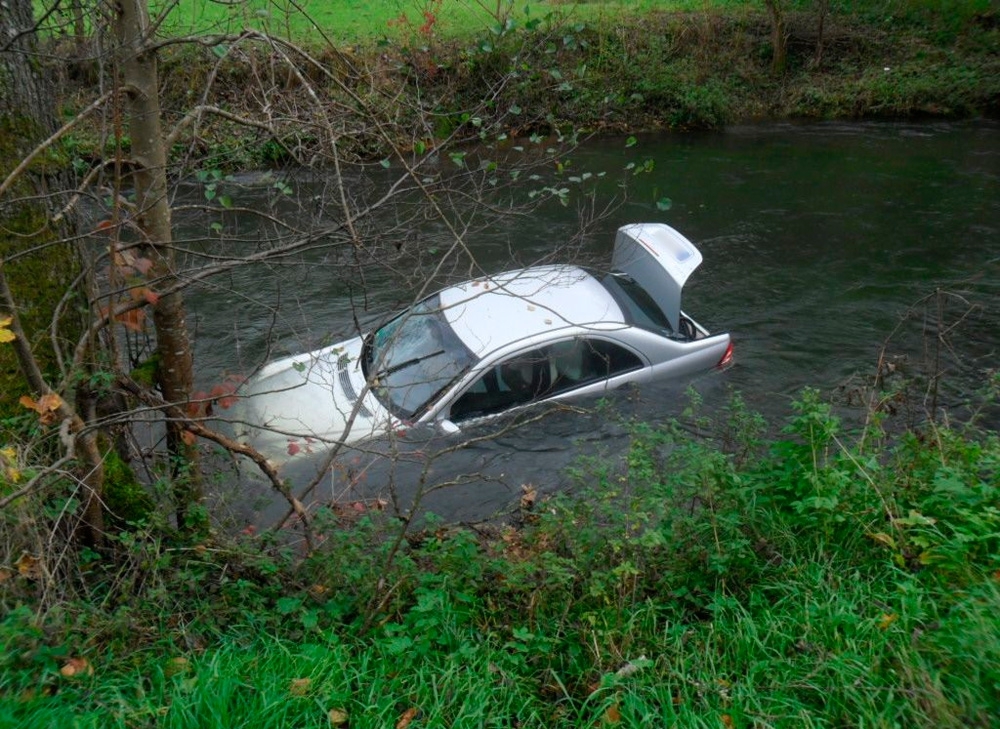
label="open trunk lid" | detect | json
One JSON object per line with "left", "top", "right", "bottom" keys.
{"left": 611, "top": 223, "right": 702, "bottom": 332}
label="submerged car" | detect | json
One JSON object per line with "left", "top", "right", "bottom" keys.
{"left": 234, "top": 223, "right": 733, "bottom": 462}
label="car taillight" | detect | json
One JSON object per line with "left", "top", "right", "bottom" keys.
{"left": 716, "top": 341, "right": 734, "bottom": 369}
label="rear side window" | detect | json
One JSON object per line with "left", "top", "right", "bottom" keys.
{"left": 547, "top": 338, "right": 643, "bottom": 396}
{"left": 449, "top": 338, "right": 643, "bottom": 421}
{"left": 601, "top": 273, "right": 672, "bottom": 335}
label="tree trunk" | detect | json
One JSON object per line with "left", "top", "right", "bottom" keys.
{"left": 72, "top": 0, "right": 87, "bottom": 55}
{"left": 1, "top": 0, "right": 106, "bottom": 545}
{"left": 0, "top": 0, "right": 56, "bottom": 139}
{"left": 764, "top": 0, "right": 788, "bottom": 75}
{"left": 114, "top": 0, "right": 202, "bottom": 525}
{"left": 814, "top": 0, "right": 829, "bottom": 69}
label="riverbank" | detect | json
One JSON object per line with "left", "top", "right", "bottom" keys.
{"left": 57, "top": 4, "right": 1000, "bottom": 169}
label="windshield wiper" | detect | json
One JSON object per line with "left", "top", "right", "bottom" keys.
{"left": 377, "top": 349, "right": 445, "bottom": 378}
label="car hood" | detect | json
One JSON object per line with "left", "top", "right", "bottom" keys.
{"left": 233, "top": 335, "right": 395, "bottom": 464}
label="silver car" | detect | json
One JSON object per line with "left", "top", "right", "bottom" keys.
{"left": 234, "top": 223, "right": 733, "bottom": 462}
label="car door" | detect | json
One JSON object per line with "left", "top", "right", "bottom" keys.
{"left": 445, "top": 337, "right": 646, "bottom": 425}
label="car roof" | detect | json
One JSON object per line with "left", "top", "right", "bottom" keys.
{"left": 438, "top": 265, "right": 626, "bottom": 359}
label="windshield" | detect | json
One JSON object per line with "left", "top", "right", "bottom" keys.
{"left": 363, "top": 294, "right": 476, "bottom": 419}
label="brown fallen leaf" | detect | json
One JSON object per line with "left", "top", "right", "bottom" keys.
{"left": 289, "top": 677, "right": 311, "bottom": 696}
{"left": 604, "top": 703, "right": 622, "bottom": 724}
{"left": 878, "top": 613, "right": 898, "bottom": 630}
{"left": 396, "top": 707, "right": 419, "bottom": 729}
{"left": 519, "top": 483, "right": 537, "bottom": 510}
{"left": 60, "top": 657, "right": 94, "bottom": 678}
{"left": 328, "top": 708, "right": 349, "bottom": 726}
{"left": 16, "top": 553, "right": 41, "bottom": 580}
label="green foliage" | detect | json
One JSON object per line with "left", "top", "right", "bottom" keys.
{"left": 101, "top": 448, "right": 155, "bottom": 529}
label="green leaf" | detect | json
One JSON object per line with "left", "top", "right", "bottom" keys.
{"left": 276, "top": 596, "right": 303, "bottom": 615}
{"left": 625, "top": 136, "right": 638, "bottom": 148}
{"left": 380, "top": 158, "right": 390, "bottom": 169}
{"left": 300, "top": 609, "right": 319, "bottom": 631}
{"left": 656, "top": 197, "right": 673, "bottom": 211}
{"left": 219, "top": 195, "right": 233, "bottom": 209}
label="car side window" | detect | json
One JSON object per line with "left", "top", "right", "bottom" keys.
{"left": 450, "top": 350, "right": 550, "bottom": 422}
{"left": 449, "top": 339, "right": 643, "bottom": 422}
{"left": 547, "top": 338, "right": 643, "bottom": 396}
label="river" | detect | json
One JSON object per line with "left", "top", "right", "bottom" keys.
{"left": 178, "top": 120, "right": 999, "bottom": 526}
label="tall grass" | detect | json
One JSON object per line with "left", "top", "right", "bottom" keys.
{"left": 3, "top": 384, "right": 998, "bottom": 727}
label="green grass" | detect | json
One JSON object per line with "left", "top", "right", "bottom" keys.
{"left": 3, "top": 387, "right": 999, "bottom": 727}
{"left": 148, "top": 0, "right": 687, "bottom": 44}
{"left": 5, "top": 568, "right": 997, "bottom": 727}
{"left": 138, "top": 0, "right": 999, "bottom": 44}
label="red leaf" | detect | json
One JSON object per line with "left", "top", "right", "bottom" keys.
{"left": 287, "top": 442, "right": 301, "bottom": 456}
{"left": 186, "top": 398, "right": 207, "bottom": 418}
{"left": 132, "top": 257, "right": 154, "bottom": 275}
{"left": 180, "top": 430, "right": 197, "bottom": 446}
{"left": 128, "top": 287, "right": 160, "bottom": 306}
{"left": 216, "top": 394, "right": 238, "bottom": 409}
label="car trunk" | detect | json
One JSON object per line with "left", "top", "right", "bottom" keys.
{"left": 610, "top": 223, "right": 703, "bottom": 333}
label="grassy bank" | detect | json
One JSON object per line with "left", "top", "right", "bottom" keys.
{"left": 3, "top": 388, "right": 998, "bottom": 727}
{"left": 50, "top": 1, "right": 999, "bottom": 169}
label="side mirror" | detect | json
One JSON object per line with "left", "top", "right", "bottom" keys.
{"left": 436, "top": 419, "right": 461, "bottom": 436}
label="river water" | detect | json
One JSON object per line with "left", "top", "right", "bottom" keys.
{"left": 179, "top": 120, "right": 999, "bottom": 526}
